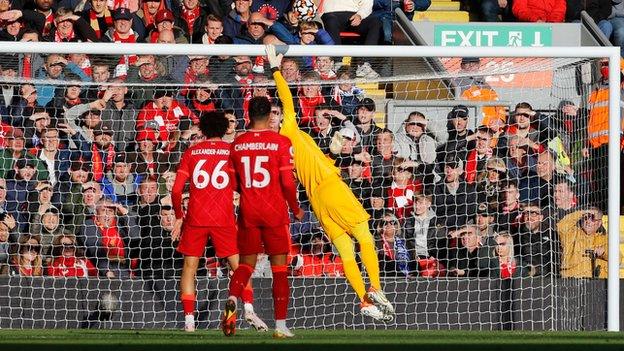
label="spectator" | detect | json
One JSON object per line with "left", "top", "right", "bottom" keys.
{"left": 136, "top": 0, "right": 167, "bottom": 32}
{"left": 135, "top": 88, "right": 197, "bottom": 144}
{"left": 294, "top": 71, "right": 327, "bottom": 132}
{"left": 47, "top": 232, "right": 97, "bottom": 277}
{"left": 440, "top": 105, "right": 473, "bottom": 162}
{"left": 100, "top": 79, "right": 137, "bottom": 151}
{"left": 23, "top": 180, "right": 59, "bottom": 231}
{"left": 366, "top": 186, "right": 386, "bottom": 229}
{"left": 102, "top": 153, "right": 142, "bottom": 207}
{"left": 64, "top": 98, "right": 107, "bottom": 146}
{"left": 58, "top": 161, "right": 92, "bottom": 232}
{"left": 373, "top": 0, "right": 429, "bottom": 43}
{"left": 447, "top": 225, "right": 486, "bottom": 277}
{"left": 505, "top": 134, "right": 537, "bottom": 200}
{"left": 221, "top": 111, "right": 237, "bottom": 143}
{"left": 533, "top": 150, "right": 557, "bottom": 205}
{"left": 370, "top": 128, "right": 394, "bottom": 188}
{"left": 180, "top": 56, "right": 210, "bottom": 98}
{"left": 329, "top": 122, "right": 369, "bottom": 169}
{"left": 310, "top": 105, "right": 337, "bottom": 155}
{"left": 81, "top": 198, "right": 140, "bottom": 278}
{"left": 67, "top": 180, "right": 102, "bottom": 235}
{"left": 506, "top": 102, "right": 544, "bottom": 155}
{"left": 133, "top": 177, "right": 162, "bottom": 229}
{"left": 8, "top": 234, "right": 43, "bottom": 276}
{"left": 29, "top": 205, "right": 64, "bottom": 264}
{"left": 0, "top": 17, "right": 23, "bottom": 42}
{"left": 234, "top": 11, "right": 270, "bottom": 45}
{"left": 496, "top": 179, "right": 521, "bottom": 234}
{"left": 480, "top": 232, "right": 530, "bottom": 278}
{"left": 126, "top": 55, "right": 174, "bottom": 107}
{"left": 393, "top": 111, "right": 448, "bottom": 173}
{"left": 10, "top": 83, "right": 39, "bottom": 130}
{"left": 201, "top": 14, "right": 224, "bottom": 44}
{"left": 127, "top": 128, "right": 163, "bottom": 178}
{"left": 34, "top": 127, "right": 72, "bottom": 185}
{"left": 102, "top": 8, "right": 142, "bottom": 77}
{"left": 35, "top": 54, "right": 91, "bottom": 107}
{"left": 71, "top": 121, "right": 117, "bottom": 183}
{"left": 0, "top": 212, "right": 15, "bottom": 275}
{"left": 320, "top": 0, "right": 382, "bottom": 45}
{"left": 17, "top": 30, "right": 44, "bottom": 81}
{"left": 432, "top": 155, "right": 477, "bottom": 231}
{"left": 474, "top": 202, "right": 497, "bottom": 248}
{"left": 293, "top": 230, "right": 344, "bottom": 277}
{"left": 557, "top": 207, "right": 607, "bottom": 278}
{"left": 554, "top": 177, "right": 578, "bottom": 220}
{"left": 223, "top": 0, "right": 252, "bottom": 39}
{"left": 475, "top": 156, "right": 507, "bottom": 204}
{"left": 477, "top": 0, "right": 513, "bottom": 21}
{"left": 47, "top": 7, "right": 98, "bottom": 42}
{"left": 280, "top": 57, "right": 300, "bottom": 83}
{"left": 80, "top": 0, "right": 116, "bottom": 40}
{"left": 344, "top": 159, "right": 371, "bottom": 204}
{"left": 315, "top": 56, "right": 336, "bottom": 80}
{"left": 0, "top": 178, "right": 9, "bottom": 214}
{"left": 403, "top": 192, "right": 437, "bottom": 263}
{"left": 139, "top": 205, "right": 184, "bottom": 278}
{"left": 6, "top": 158, "right": 37, "bottom": 220}
{"left": 171, "top": 0, "right": 209, "bottom": 43}
{"left": 464, "top": 126, "right": 493, "bottom": 184}
{"left": 387, "top": 158, "right": 420, "bottom": 221}
{"left": 267, "top": 17, "right": 334, "bottom": 49}
{"left": 147, "top": 9, "right": 188, "bottom": 44}
{"left": 375, "top": 212, "right": 412, "bottom": 277}
{"left": 186, "top": 75, "right": 221, "bottom": 117}
{"left": 24, "top": 108, "right": 51, "bottom": 148}
{"left": 0, "top": 129, "right": 46, "bottom": 179}
{"left": 512, "top": 0, "right": 566, "bottom": 22}
{"left": 516, "top": 202, "right": 558, "bottom": 276}
{"left": 354, "top": 98, "right": 382, "bottom": 153}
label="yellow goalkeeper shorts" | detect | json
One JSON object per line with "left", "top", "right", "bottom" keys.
{"left": 309, "top": 175, "right": 370, "bottom": 241}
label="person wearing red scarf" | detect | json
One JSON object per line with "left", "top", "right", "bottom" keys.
{"left": 138, "top": 0, "right": 165, "bottom": 31}
{"left": 47, "top": 234, "right": 97, "bottom": 277}
{"left": 465, "top": 126, "right": 493, "bottom": 184}
{"left": 80, "top": 0, "right": 114, "bottom": 39}
{"left": 47, "top": 8, "right": 99, "bottom": 43}
{"left": 188, "top": 76, "right": 220, "bottom": 116}
{"left": 175, "top": 0, "right": 206, "bottom": 43}
{"left": 181, "top": 56, "right": 209, "bottom": 97}
{"left": 102, "top": 8, "right": 140, "bottom": 77}
{"left": 136, "top": 90, "right": 198, "bottom": 143}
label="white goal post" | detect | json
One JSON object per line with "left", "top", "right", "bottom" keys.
{"left": 0, "top": 42, "right": 619, "bottom": 331}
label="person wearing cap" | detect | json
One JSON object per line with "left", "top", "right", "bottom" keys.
{"left": 474, "top": 202, "right": 497, "bottom": 247}
{"left": 34, "top": 53, "right": 91, "bottom": 107}
{"left": 432, "top": 154, "right": 477, "bottom": 232}
{"left": 129, "top": 128, "right": 164, "bottom": 178}
{"left": 101, "top": 153, "right": 141, "bottom": 207}
{"left": 29, "top": 204, "right": 65, "bottom": 264}
{"left": 82, "top": 198, "right": 140, "bottom": 278}
{"left": 126, "top": 54, "right": 174, "bottom": 107}
{"left": 441, "top": 105, "right": 473, "bottom": 162}
{"left": 70, "top": 119, "right": 117, "bottom": 182}
{"left": 329, "top": 122, "right": 369, "bottom": 169}
{"left": 223, "top": 0, "right": 252, "bottom": 39}
{"left": 293, "top": 230, "right": 345, "bottom": 278}
{"left": 135, "top": 86, "right": 198, "bottom": 144}
{"left": 146, "top": 9, "right": 188, "bottom": 44}
{"left": 354, "top": 97, "right": 382, "bottom": 151}
{"left": 0, "top": 128, "right": 47, "bottom": 180}
{"left": 101, "top": 7, "right": 142, "bottom": 44}
{"left": 516, "top": 201, "right": 557, "bottom": 277}
{"left": 393, "top": 111, "right": 448, "bottom": 170}
{"left": 34, "top": 127, "right": 72, "bottom": 185}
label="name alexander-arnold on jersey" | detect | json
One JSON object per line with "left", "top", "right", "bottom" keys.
{"left": 191, "top": 149, "right": 230, "bottom": 155}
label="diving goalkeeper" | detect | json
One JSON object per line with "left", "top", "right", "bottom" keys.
{"left": 266, "top": 45, "right": 394, "bottom": 321}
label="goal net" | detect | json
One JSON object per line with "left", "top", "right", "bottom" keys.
{"left": 0, "top": 43, "right": 619, "bottom": 331}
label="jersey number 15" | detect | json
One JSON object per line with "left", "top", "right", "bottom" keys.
{"left": 241, "top": 156, "right": 270, "bottom": 189}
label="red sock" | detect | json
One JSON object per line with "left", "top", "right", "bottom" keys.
{"left": 241, "top": 283, "right": 254, "bottom": 304}
{"left": 228, "top": 263, "right": 254, "bottom": 299}
{"left": 271, "top": 265, "right": 289, "bottom": 320}
{"left": 181, "top": 293, "right": 196, "bottom": 316}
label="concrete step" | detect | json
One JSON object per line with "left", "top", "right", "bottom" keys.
{"left": 413, "top": 10, "right": 469, "bottom": 22}
{"left": 428, "top": 1, "right": 461, "bottom": 11}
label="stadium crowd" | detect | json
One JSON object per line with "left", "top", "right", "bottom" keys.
{"left": 0, "top": 0, "right": 612, "bottom": 282}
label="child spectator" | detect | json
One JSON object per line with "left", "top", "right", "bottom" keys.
{"left": 387, "top": 158, "right": 421, "bottom": 221}
{"left": 403, "top": 193, "right": 437, "bottom": 264}
{"left": 329, "top": 67, "right": 363, "bottom": 118}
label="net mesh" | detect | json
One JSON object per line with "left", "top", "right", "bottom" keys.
{"left": 0, "top": 48, "right": 613, "bottom": 330}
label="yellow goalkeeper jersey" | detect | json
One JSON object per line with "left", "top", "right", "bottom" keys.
{"left": 274, "top": 70, "right": 341, "bottom": 196}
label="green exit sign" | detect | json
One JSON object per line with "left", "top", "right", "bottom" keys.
{"left": 434, "top": 25, "right": 552, "bottom": 47}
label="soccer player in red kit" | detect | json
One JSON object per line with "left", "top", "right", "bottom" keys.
{"left": 222, "top": 96, "right": 303, "bottom": 338}
{"left": 171, "top": 111, "right": 266, "bottom": 333}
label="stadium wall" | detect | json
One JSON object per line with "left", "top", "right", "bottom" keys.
{"left": 0, "top": 277, "right": 613, "bottom": 330}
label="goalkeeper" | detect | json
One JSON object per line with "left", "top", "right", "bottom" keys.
{"left": 266, "top": 45, "right": 394, "bottom": 321}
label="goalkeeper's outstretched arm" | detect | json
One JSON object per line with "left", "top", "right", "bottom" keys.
{"left": 266, "top": 45, "right": 298, "bottom": 131}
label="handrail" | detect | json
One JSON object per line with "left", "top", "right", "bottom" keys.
{"left": 581, "top": 10, "right": 612, "bottom": 47}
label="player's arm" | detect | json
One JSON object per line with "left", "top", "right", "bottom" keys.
{"left": 171, "top": 153, "right": 191, "bottom": 241}
{"left": 266, "top": 45, "right": 297, "bottom": 129}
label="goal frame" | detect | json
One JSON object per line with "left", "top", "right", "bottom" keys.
{"left": 0, "top": 42, "right": 618, "bottom": 331}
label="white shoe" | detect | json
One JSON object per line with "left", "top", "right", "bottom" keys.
{"left": 360, "top": 302, "right": 385, "bottom": 321}
{"left": 184, "top": 315, "right": 195, "bottom": 332}
{"left": 356, "top": 62, "right": 380, "bottom": 79}
{"left": 273, "top": 326, "right": 295, "bottom": 338}
{"left": 368, "top": 287, "right": 395, "bottom": 319}
{"left": 244, "top": 310, "right": 268, "bottom": 332}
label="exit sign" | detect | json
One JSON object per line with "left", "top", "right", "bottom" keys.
{"left": 434, "top": 25, "right": 552, "bottom": 47}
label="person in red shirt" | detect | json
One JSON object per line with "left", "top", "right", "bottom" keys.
{"left": 47, "top": 233, "right": 97, "bottom": 277}
{"left": 135, "top": 89, "right": 198, "bottom": 144}
{"left": 171, "top": 111, "right": 266, "bottom": 333}
{"left": 222, "top": 96, "right": 303, "bottom": 338}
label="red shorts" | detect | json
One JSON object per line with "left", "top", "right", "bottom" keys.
{"left": 177, "top": 224, "right": 238, "bottom": 258}
{"left": 238, "top": 225, "right": 291, "bottom": 256}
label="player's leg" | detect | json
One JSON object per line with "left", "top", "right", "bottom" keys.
{"left": 331, "top": 233, "right": 384, "bottom": 321}
{"left": 227, "top": 254, "right": 268, "bottom": 332}
{"left": 350, "top": 221, "right": 395, "bottom": 319}
{"left": 180, "top": 255, "right": 200, "bottom": 332}
{"left": 263, "top": 225, "right": 294, "bottom": 338}
{"left": 176, "top": 225, "right": 211, "bottom": 332}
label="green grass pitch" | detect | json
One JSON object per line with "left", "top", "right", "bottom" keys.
{"left": 1, "top": 329, "right": 624, "bottom": 351}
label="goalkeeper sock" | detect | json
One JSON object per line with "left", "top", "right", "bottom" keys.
{"left": 181, "top": 293, "right": 196, "bottom": 316}
{"left": 228, "top": 263, "right": 254, "bottom": 299}
{"left": 271, "top": 265, "right": 289, "bottom": 320}
{"left": 241, "top": 283, "right": 254, "bottom": 304}
{"left": 351, "top": 221, "right": 381, "bottom": 291}
{"left": 332, "top": 234, "right": 366, "bottom": 301}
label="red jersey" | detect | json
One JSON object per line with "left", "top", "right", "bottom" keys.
{"left": 136, "top": 100, "right": 198, "bottom": 142}
{"left": 47, "top": 257, "right": 97, "bottom": 277}
{"left": 230, "top": 130, "right": 299, "bottom": 227}
{"left": 172, "top": 140, "right": 236, "bottom": 227}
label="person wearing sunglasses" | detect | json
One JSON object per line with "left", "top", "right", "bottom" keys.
{"left": 47, "top": 233, "right": 96, "bottom": 277}
{"left": 516, "top": 201, "right": 557, "bottom": 277}
{"left": 393, "top": 111, "right": 448, "bottom": 174}
{"left": 9, "top": 234, "right": 43, "bottom": 277}
{"left": 557, "top": 207, "right": 608, "bottom": 278}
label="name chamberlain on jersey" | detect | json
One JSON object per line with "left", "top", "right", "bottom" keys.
{"left": 233, "top": 142, "right": 279, "bottom": 152}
